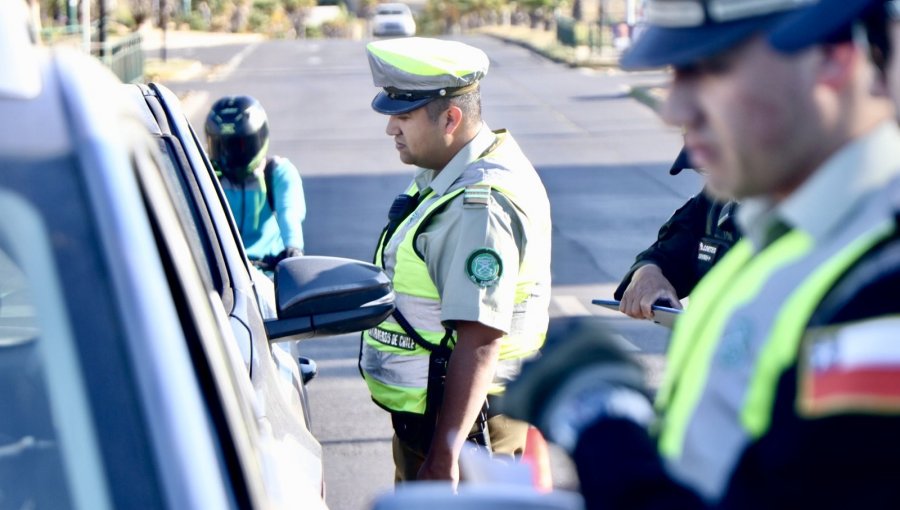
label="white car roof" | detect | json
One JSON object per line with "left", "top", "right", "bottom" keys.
{"left": 0, "top": 1, "right": 41, "bottom": 100}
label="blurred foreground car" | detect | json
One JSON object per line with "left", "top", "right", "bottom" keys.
{"left": 372, "top": 482, "right": 584, "bottom": 510}
{"left": 372, "top": 3, "right": 416, "bottom": 37}
{"left": 0, "top": 7, "right": 392, "bottom": 509}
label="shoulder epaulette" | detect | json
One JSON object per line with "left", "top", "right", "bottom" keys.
{"left": 463, "top": 184, "right": 491, "bottom": 207}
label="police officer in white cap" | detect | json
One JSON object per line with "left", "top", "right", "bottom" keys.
{"left": 501, "top": 0, "right": 900, "bottom": 508}
{"left": 358, "top": 37, "right": 552, "bottom": 485}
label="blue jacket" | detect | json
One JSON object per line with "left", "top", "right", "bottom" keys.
{"left": 220, "top": 157, "right": 306, "bottom": 259}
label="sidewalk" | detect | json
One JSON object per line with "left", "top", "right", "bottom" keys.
{"left": 140, "top": 26, "right": 265, "bottom": 82}
{"left": 139, "top": 26, "right": 265, "bottom": 51}
{"left": 477, "top": 25, "right": 669, "bottom": 113}
{"left": 477, "top": 24, "right": 622, "bottom": 70}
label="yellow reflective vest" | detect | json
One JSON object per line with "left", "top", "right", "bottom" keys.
{"left": 360, "top": 131, "right": 551, "bottom": 415}
{"left": 656, "top": 186, "right": 897, "bottom": 502}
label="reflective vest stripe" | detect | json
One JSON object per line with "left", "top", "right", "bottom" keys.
{"left": 363, "top": 374, "right": 427, "bottom": 414}
{"left": 658, "top": 232, "right": 812, "bottom": 457}
{"left": 362, "top": 348, "right": 431, "bottom": 388}
{"left": 363, "top": 346, "right": 526, "bottom": 394}
{"left": 745, "top": 220, "right": 895, "bottom": 435}
{"left": 387, "top": 293, "right": 444, "bottom": 333}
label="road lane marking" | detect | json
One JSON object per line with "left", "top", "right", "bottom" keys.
{"left": 180, "top": 90, "right": 209, "bottom": 120}
{"left": 552, "top": 294, "right": 641, "bottom": 352}
{"left": 208, "top": 42, "right": 260, "bottom": 82}
{"left": 552, "top": 295, "right": 591, "bottom": 316}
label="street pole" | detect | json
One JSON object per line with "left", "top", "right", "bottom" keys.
{"left": 81, "top": 0, "right": 90, "bottom": 54}
{"left": 161, "top": 0, "right": 168, "bottom": 62}
{"left": 98, "top": 0, "right": 107, "bottom": 58}
{"left": 68, "top": 0, "right": 77, "bottom": 32}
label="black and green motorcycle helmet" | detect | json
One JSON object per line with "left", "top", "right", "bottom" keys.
{"left": 205, "top": 95, "right": 270, "bottom": 181}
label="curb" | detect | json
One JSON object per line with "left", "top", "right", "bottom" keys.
{"left": 482, "top": 32, "right": 620, "bottom": 70}
{"left": 485, "top": 33, "right": 570, "bottom": 66}
{"left": 144, "top": 57, "right": 205, "bottom": 83}
{"left": 627, "top": 84, "right": 669, "bottom": 113}
{"left": 628, "top": 85, "right": 660, "bottom": 112}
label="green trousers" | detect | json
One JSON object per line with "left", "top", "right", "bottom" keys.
{"left": 392, "top": 413, "right": 529, "bottom": 483}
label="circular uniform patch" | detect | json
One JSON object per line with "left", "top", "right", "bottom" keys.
{"left": 466, "top": 248, "right": 503, "bottom": 287}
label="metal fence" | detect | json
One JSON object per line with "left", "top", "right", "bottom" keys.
{"left": 96, "top": 33, "right": 144, "bottom": 84}
{"left": 40, "top": 26, "right": 145, "bottom": 83}
{"left": 555, "top": 16, "right": 604, "bottom": 49}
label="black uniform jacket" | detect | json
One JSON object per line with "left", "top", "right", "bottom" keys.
{"left": 614, "top": 191, "right": 739, "bottom": 300}
{"left": 575, "top": 227, "right": 900, "bottom": 509}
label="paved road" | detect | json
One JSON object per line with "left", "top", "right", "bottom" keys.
{"left": 161, "top": 33, "right": 700, "bottom": 510}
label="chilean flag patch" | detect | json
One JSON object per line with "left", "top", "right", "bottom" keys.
{"left": 799, "top": 317, "right": 900, "bottom": 417}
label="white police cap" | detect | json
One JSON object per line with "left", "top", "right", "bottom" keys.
{"left": 366, "top": 37, "right": 490, "bottom": 115}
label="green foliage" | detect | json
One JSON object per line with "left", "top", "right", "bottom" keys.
{"left": 304, "top": 23, "right": 323, "bottom": 38}
{"left": 283, "top": 0, "right": 316, "bottom": 13}
{"left": 416, "top": 0, "right": 562, "bottom": 35}
{"left": 253, "top": 0, "right": 279, "bottom": 15}
{"left": 180, "top": 10, "right": 210, "bottom": 30}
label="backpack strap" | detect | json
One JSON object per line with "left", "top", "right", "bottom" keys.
{"left": 263, "top": 156, "right": 279, "bottom": 211}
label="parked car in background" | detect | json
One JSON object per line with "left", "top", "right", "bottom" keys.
{"left": 371, "top": 3, "right": 416, "bottom": 37}
{"left": 0, "top": 5, "right": 393, "bottom": 509}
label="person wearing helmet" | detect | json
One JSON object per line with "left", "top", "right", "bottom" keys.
{"left": 206, "top": 95, "right": 306, "bottom": 268}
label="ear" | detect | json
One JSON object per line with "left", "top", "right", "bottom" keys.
{"left": 870, "top": 71, "right": 890, "bottom": 98}
{"left": 443, "top": 105, "right": 464, "bottom": 135}
{"left": 817, "top": 42, "right": 858, "bottom": 90}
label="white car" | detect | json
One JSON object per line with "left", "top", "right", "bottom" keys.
{"left": 0, "top": 4, "right": 393, "bottom": 508}
{"left": 372, "top": 3, "right": 416, "bottom": 37}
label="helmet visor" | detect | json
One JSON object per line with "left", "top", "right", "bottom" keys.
{"left": 209, "top": 124, "right": 269, "bottom": 179}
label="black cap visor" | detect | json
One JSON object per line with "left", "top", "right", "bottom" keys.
{"left": 620, "top": 13, "right": 786, "bottom": 70}
{"left": 371, "top": 90, "right": 434, "bottom": 115}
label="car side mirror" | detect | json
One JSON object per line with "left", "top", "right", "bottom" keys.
{"left": 264, "top": 256, "right": 394, "bottom": 342}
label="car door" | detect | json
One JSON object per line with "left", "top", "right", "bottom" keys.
{"left": 0, "top": 43, "right": 267, "bottom": 508}
{"left": 124, "top": 83, "right": 326, "bottom": 498}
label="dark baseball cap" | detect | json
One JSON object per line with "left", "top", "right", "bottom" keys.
{"left": 620, "top": 0, "right": 817, "bottom": 71}
{"left": 769, "top": 0, "right": 885, "bottom": 53}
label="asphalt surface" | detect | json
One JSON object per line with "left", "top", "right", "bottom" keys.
{"left": 155, "top": 31, "right": 698, "bottom": 510}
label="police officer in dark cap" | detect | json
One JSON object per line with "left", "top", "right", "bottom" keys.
{"left": 614, "top": 147, "right": 739, "bottom": 319}
{"left": 501, "top": 0, "right": 900, "bottom": 508}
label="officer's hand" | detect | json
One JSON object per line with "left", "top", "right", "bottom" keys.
{"left": 620, "top": 264, "right": 682, "bottom": 319}
{"left": 417, "top": 451, "right": 459, "bottom": 487}
{"left": 279, "top": 246, "right": 303, "bottom": 260}
{"left": 499, "top": 317, "right": 654, "bottom": 453}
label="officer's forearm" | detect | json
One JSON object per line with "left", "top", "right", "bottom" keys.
{"left": 429, "top": 321, "right": 502, "bottom": 464}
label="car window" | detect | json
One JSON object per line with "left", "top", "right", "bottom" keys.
{"left": 137, "top": 87, "right": 230, "bottom": 302}
{"left": 131, "top": 139, "right": 270, "bottom": 509}
{"left": 152, "top": 136, "right": 217, "bottom": 291}
{"left": 0, "top": 189, "right": 112, "bottom": 510}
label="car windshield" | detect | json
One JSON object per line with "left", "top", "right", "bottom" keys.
{"left": 0, "top": 188, "right": 110, "bottom": 510}
{"left": 377, "top": 6, "right": 408, "bottom": 14}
